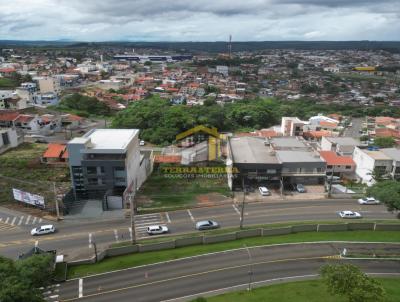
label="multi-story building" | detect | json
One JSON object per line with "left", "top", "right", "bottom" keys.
{"left": 353, "top": 147, "right": 395, "bottom": 185}
{"left": 0, "top": 127, "right": 20, "bottom": 154}
{"left": 35, "top": 77, "right": 61, "bottom": 95}
{"left": 67, "top": 129, "right": 150, "bottom": 206}
{"left": 319, "top": 151, "right": 356, "bottom": 178}
{"left": 320, "top": 136, "right": 361, "bottom": 156}
{"left": 281, "top": 117, "right": 306, "bottom": 136}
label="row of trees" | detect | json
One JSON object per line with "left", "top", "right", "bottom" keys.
{"left": 111, "top": 95, "right": 400, "bottom": 145}
{"left": 0, "top": 254, "right": 54, "bottom": 302}
{"left": 58, "top": 93, "right": 111, "bottom": 117}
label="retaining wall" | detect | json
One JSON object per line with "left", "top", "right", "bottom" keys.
{"left": 375, "top": 224, "right": 400, "bottom": 231}
{"left": 175, "top": 236, "right": 204, "bottom": 247}
{"left": 138, "top": 240, "right": 176, "bottom": 252}
{"left": 292, "top": 224, "right": 318, "bottom": 233}
{"left": 106, "top": 245, "right": 139, "bottom": 257}
{"left": 348, "top": 223, "right": 375, "bottom": 231}
{"left": 203, "top": 233, "right": 237, "bottom": 244}
{"left": 317, "top": 224, "right": 348, "bottom": 232}
{"left": 236, "top": 229, "right": 262, "bottom": 239}
{"left": 262, "top": 227, "right": 292, "bottom": 236}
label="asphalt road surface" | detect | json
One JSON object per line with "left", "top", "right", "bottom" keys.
{"left": 58, "top": 242, "right": 400, "bottom": 302}
{"left": 0, "top": 199, "right": 396, "bottom": 259}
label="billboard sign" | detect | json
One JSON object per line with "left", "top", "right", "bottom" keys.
{"left": 12, "top": 188, "right": 45, "bottom": 208}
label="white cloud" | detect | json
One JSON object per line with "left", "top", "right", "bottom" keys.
{"left": 0, "top": 0, "right": 398, "bottom": 41}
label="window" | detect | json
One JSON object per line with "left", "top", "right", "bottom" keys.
{"left": 86, "top": 166, "right": 97, "bottom": 175}
{"left": 345, "top": 166, "right": 351, "bottom": 169}
{"left": 327, "top": 165, "right": 333, "bottom": 169}
{"left": 87, "top": 178, "right": 98, "bottom": 185}
{"left": 100, "top": 166, "right": 105, "bottom": 174}
{"left": 114, "top": 167, "right": 125, "bottom": 172}
{"left": 2, "top": 133, "right": 10, "bottom": 145}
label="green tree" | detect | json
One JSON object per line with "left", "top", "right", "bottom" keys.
{"left": 367, "top": 180, "right": 400, "bottom": 212}
{"left": 0, "top": 255, "right": 53, "bottom": 302}
{"left": 320, "top": 264, "right": 386, "bottom": 302}
{"left": 374, "top": 136, "right": 395, "bottom": 148}
{"left": 59, "top": 93, "right": 111, "bottom": 116}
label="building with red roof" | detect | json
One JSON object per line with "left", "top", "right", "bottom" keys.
{"left": 319, "top": 150, "right": 355, "bottom": 177}
{"left": 42, "top": 143, "right": 68, "bottom": 163}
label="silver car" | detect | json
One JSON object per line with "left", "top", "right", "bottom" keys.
{"left": 195, "top": 220, "right": 219, "bottom": 230}
{"left": 147, "top": 225, "right": 169, "bottom": 235}
{"left": 30, "top": 225, "right": 56, "bottom": 236}
{"left": 358, "top": 197, "right": 380, "bottom": 205}
{"left": 338, "top": 211, "right": 362, "bottom": 219}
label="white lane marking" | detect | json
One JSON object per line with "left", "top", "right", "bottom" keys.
{"left": 25, "top": 215, "right": 31, "bottom": 225}
{"left": 134, "top": 218, "right": 161, "bottom": 223}
{"left": 5, "top": 217, "right": 9, "bottom": 224}
{"left": 10, "top": 216, "right": 16, "bottom": 225}
{"left": 114, "top": 229, "right": 119, "bottom": 242}
{"left": 0, "top": 218, "right": 2, "bottom": 223}
{"left": 129, "top": 227, "right": 132, "bottom": 240}
{"left": 49, "top": 294, "right": 59, "bottom": 299}
{"left": 32, "top": 217, "right": 37, "bottom": 224}
{"left": 134, "top": 221, "right": 163, "bottom": 227}
{"left": 88, "top": 233, "right": 92, "bottom": 249}
{"left": 35, "top": 240, "right": 39, "bottom": 248}
{"left": 232, "top": 204, "right": 241, "bottom": 215}
{"left": 18, "top": 216, "right": 24, "bottom": 225}
{"left": 165, "top": 212, "right": 171, "bottom": 223}
{"left": 78, "top": 279, "right": 83, "bottom": 298}
{"left": 39, "top": 218, "right": 43, "bottom": 223}
{"left": 187, "top": 209, "right": 195, "bottom": 222}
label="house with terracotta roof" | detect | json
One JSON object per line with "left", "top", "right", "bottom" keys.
{"left": 14, "top": 114, "right": 41, "bottom": 131}
{"left": 0, "top": 111, "right": 19, "bottom": 127}
{"left": 319, "top": 151, "right": 355, "bottom": 178}
{"left": 42, "top": 143, "right": 68, "bottom": 164}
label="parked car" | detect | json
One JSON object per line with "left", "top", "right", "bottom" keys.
{"left": 338, "top": 211, "right": 362, "bottom": 219}
{"left": 139, "top": 140, "right": 145, "bottom": 146}
{"left": 296, "top": 184, "right": 306, "bottom": 193}
{"left": 30, "top": 225, "right": 56, "bottom": 236}
{"left": 358, "top": 197, "right": 380, "bottom": 205}
{"left": 195, "top": 220, "right": 219, "bottom": 230}
{"left": 147, "top": 225, "right": 169, "bottom": 235}
{"left": 258, "top": 186, "right": 271, "bottom": 196}
{"left": 327, "top": 176, "right": 341, "bottom": 183}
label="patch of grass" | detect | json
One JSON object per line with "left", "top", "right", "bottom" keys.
{"left": 199, "top": 278, "right": 400, "bottom": 302}
{"left": 136, "top": 173, "right": 232, "bottom": 210}
{"left": 67, "top": 230, "right": 400, "bottom": 279}
{"left": 0, "top": 143, "right": 70, "bottom": 204}
{"left": 0, "top": 77, "right": 18, "bottom": 88}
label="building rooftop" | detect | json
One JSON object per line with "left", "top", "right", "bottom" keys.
{"left": 69, "top": 129, "right": 139, "bottom": 153}
{"left": 229, "top": 136, "right": 279, "bottom": 164}
{"left": 381, "top": 148, "right": 400, "bottom": 162}
{"left": 319, "top": 151, "right": 355, "bottom": 166}
{"left": 324, "top": 136, "right": 360, "bottom": 146}
{"left": 363, "top": 149, "right": 392, "bottom": 160}
{"left": 270, "top": 137, "right": 309, "bottom": 150}
{"left": 276, "top": 150, "right": 324, "bottom": 163}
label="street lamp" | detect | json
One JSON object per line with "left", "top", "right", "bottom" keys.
{"left": 244, "top": 244, "right": 253, "bottom": 291}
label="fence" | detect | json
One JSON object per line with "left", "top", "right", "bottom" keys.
{"left": 66, "top": 222, "right": 400, "bottom": 267}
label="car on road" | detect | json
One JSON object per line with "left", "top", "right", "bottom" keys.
{"left": 147, "top": 225, "right": 169, "bottom": 235}
{"left": 295, "top": 184, "right": 306, "bottom": 193}
{"left": 196, "top": 220, "right": 219, "bottom": 230}
{"left": 139, "top": 140, "right": 145, "bottom": 146}
{"left": 259, "top": 186, "right": 271, "bottom": 196}
{"left": 31, "top": 225, "right": 56, "bottom": 236}
{"left": 358, "top": 197, "right": 380, "bottom": 205}
{"left": 338, "top": 211, "right": 362, "bottom": 219}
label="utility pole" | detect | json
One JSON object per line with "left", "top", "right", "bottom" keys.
{"left": 93, "top": 242, "right": 98, "bottom": 263}
{"left": 240, "top": 176, "right": 246, "bottom": 229}
{"left": 53, "top": 182, "right": 60, "bottom": 220}
{"left": 129, "top": 178, "right": 137, "bottom": 244}
{"left": 328, "top": 166, "right": 335, "bottom": 197}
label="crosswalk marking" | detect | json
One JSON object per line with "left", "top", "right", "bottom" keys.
{"left": 39, "top": 218, "right": 43, "bottom": 223}
{"left": 32, "top": 217, "right": 37, "bottom": 224}
{"left": 232, "top": 204, "right": 241, "bottom": 215}
{"left": 88, "top": 233, "right": 92, "bottom": 249}
{"left": 134, "top": 213, "right": 164, "bottom": 238}
{"left": 25, "top": 215, "right": 31, "bottom": 225}
{"left": 10, "top": 216, "right": 16, "bottom": 225}
{"left": 18, "top": 216, "right": 24, "bottom": 225}
{"left": 187, "top": 209, "right": 195, "bottom": 222}
{"left": 165, "top": 212, "right": 171, "bottom": 223}
{"left": 114, "top": 229, "right": 119, "bottom": 242}
{"left": 5, "top": 217, "right": 9, "bottom": 224}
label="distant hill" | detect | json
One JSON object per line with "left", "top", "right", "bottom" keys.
{"left": 1, "top": 40, "right": 400, "bottom": 53}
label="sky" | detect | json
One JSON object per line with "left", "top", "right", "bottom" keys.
{"left": 0, "top": 0, "right": 399, "bottom": 41}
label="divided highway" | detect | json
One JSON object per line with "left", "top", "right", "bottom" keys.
{"left": 58, "top": 242, "right": 400, "bottom": 302}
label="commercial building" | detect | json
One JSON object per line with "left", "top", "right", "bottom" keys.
{"left": 67, "top": 129, "right": 152, "bottom": 208}
{"left": 227, "top": 136, "right": 326, "bottom": 190}
{"left": 319, "top": 151, "right": 356, "bottom": 178}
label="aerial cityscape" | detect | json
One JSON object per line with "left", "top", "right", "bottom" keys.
{"left": 0, "top": 1, "right": 400, "bottom": 302}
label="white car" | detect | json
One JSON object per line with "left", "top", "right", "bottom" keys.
{"left": 139, "top": 140, "right": 145, "bottom": 146}
{"left": 146, "top": 225, "right": 169, "bottom": 235}
{"left": 195, "top": 220, "right": 219, "bottom": 231}
{"left": 338, "top": 211, "right": 362, "bottom": 219}
{"left": 259, "top": 186, "right": 271, "bottom": 196}
{"left": 30, "top": 225, "right": 56, "bottom": 236}
{"left": 358, "top": 197, "right": 380, "bottom": 205}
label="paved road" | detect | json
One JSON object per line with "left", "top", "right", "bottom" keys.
{"left": 0, "top": 199, "right": 396, "bottom": 259}
{"left": 58, "top": 242, "right": 400, "bottom": 302}
{"left": 343, "top": 117, "right": 363, "bottom": 138}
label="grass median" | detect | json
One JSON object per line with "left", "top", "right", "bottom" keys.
{"left": 67, "top": 230, "right": 400, "bottom": 279}
{"left": 194, "top": 278, "right": 400, "bottom": 302}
